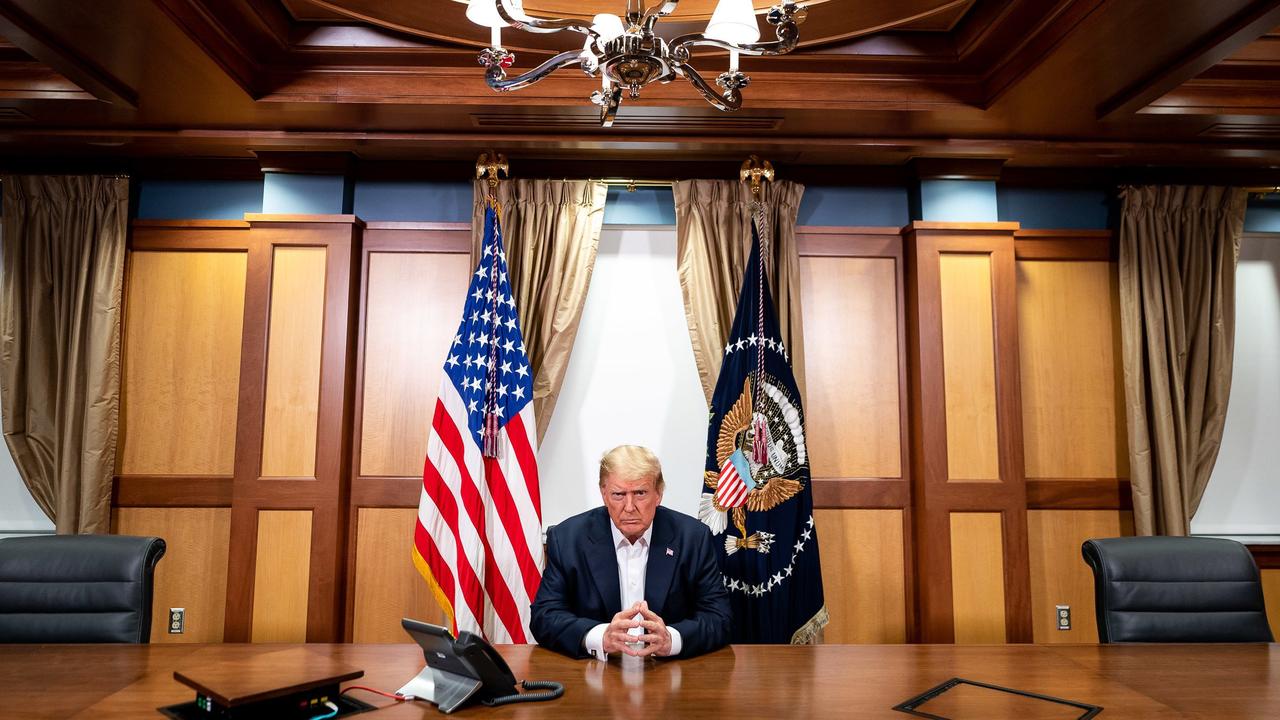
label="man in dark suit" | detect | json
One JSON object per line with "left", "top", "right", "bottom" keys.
{"left": 531, "top": 445, "right": 730, "bottom": 659}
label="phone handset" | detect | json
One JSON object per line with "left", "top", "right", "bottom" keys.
{"left": 453, "top": 631, "right": 565, "bottom": 708}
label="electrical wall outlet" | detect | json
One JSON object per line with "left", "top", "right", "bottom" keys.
{"left": 1055, "top": 604, "right": 1070, "bottom": 631}
{"left": 169, "top": 608, "right": 185, "bottom": 634}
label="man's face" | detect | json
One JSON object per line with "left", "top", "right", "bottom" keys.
{"left": 600, "top": 473, "right": 663, "bottom": 543}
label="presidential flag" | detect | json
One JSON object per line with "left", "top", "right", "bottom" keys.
{"left": 412, "top": 204, "right": 543, "bottom": 643}
{"left": 697, "top": 219, "right": 827, "bottom": 643}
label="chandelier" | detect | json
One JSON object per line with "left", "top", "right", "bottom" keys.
{"left": 466, "top": 0, "right": 806, "bottom": 126}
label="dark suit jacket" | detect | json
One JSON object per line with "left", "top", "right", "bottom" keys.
{"left": 531, "top": 505, "right": 730, "bottom": 659}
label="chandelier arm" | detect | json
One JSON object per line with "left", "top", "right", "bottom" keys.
{"left": 676, "top": 64, "right": 742, "bottom": 112}
{"left": 668, "top": 32, "right": 798, "bottom": 59}
{"left": 486, "top": 50, "right": 585, "bottom": 91}
{"left": 494, "top": 0, "right": 594, "bottom": 34}
{"left": 641, "top": 0, "right": 682, "bottom": 30}
{"left": 599, "top": 86, "right": 623, "bottom": 127}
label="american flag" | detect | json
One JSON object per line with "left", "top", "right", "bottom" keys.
{"left": 412, "top": 205, "right": 543, "bottom": 643}
{"left": 714, "top": 449, "right": 752, "bottom": 508}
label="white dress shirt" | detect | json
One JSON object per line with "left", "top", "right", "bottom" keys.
{"left": 582, "top": 522, "right": 683, "bottom": 659}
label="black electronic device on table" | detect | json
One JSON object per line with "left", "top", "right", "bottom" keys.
{"left": 400, "top": 618, "right": 564, "bottom": 714}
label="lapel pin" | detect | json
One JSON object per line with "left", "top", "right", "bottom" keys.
{"left": 666, "top": 548, "right": 674, "bottom": 556}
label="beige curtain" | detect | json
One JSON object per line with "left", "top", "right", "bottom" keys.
{"left": 472, "top": 179, "right": 607, "bottom": 443}
{"left": 1119, "top": 185, "right": 1246, "bottom": 536}
{"left": 1, "top": 175, "right": 128, "bottom": 534}
{"left": 674, "top": 179, "right": 806, "bottom": 403}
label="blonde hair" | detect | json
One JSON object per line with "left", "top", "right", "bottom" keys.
{"left": 598, "top": 445, "right": 664, "bottom": 491}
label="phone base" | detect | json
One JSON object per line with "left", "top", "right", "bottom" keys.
{"left": 397, "top": 664, "right": 484, "bottom": 715}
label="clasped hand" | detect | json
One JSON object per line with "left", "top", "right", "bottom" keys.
{"left": 601, "top": 601, "right": 671, "bottom": 657}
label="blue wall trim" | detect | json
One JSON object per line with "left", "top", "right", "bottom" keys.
{"left": 919, "top": 180, "right": 999, "bottom": 222}
{"left": 140, "top": 177, "right": 1236, "bottom": 236}
{"left": 603, "top": 186, "right": 676, "bottom": 225}
{"left": 1245, "top": 198, "right": 1280, "bottom": 233}
{"left": 353, "top": 181, "right": 471, "bottom": 222}
{"left": 797, "top": 186, "right": 911, "bottom": 227}
{"left": 997, "top": 186, "right": 1111, "bottom": 230}
{"left": 262, "top": 174, "right": 351, "bottom": 214}
{"left": 136, "top": 179, "right": 263, "bottom": 220}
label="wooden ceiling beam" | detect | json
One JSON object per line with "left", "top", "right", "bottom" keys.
{"left": 0, "top": 0, "right": 136, "bottom": 106}
{"left": 1096, "top": 0, "right": 1280, "bottom": 119}
{"left": 151, "top": 0, "right": 277, "bottom": 99}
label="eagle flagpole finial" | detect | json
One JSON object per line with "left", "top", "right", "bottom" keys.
{"left": 476, "top": 151, "right": 509, "bottom": 207}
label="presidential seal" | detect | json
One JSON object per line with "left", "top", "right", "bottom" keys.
{"left": 699, "top": 374, "right": 808, "bottom": 555}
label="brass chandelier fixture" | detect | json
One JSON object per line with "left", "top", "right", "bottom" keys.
{"left": 466, "top": 0, "right": 806, "bottom": 126}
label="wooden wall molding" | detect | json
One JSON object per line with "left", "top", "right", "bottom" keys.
{"left": 114, "top": 476, "right": 233, "bottom": 508}
{"left": 1248, "top": 545, "right": 1280, "bottom": 569}
{"left": 812, "top": 479, "right": 910, "bottom": 509}
{"left": 1014, "top": 229, "right": 1114, "bottom": 261}
{"left": 904, "top": 220, "right": 1033, "bottom": 644}
{"left": 1026, "top": 480, "right": 1132, "bottom": 510}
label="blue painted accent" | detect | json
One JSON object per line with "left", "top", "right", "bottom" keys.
{"left": 135, "top": 179, "right": 262, "bottom": 220}
{"left": 353, "top": 181, "right": 472, "bottom": 222}
{"left": 797, "top": 186, "right": 911, "bottom": 227}
{"left": 603, "top": 185, "right": 675, "bottom": 225}
{"left": 919, "top": 180, "right": 999, "bottom": 222}
{"left": 1245, "top": 198, "right": 1280, "bottom": 232}
{"left": 262, "top": 174, "right": 350, "bottom": 214}
{"left": 997, "top": 186, "right": 1111, "bottom": 229}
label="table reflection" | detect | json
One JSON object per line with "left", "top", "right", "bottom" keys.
{"left": 582, "top": 653, "right": 686, "bottom": 719}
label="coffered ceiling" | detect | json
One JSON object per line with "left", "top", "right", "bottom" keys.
{"left": 0, "top": 0, "right": 1278, "bottom": 172}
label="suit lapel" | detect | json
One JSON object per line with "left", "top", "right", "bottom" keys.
{"left": 644, "top": 509, "right": 677, "bottom": 617}
{"left": 586, "top": 509, "right": 622, "bottom": 614}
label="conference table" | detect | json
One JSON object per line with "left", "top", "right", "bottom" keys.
{"left": 1, "top": 642, "right": 1277, "bottom": 719}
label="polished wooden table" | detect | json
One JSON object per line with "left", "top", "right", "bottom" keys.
{"left": 1, "top": 642, "right": 1277, "bottom": 719}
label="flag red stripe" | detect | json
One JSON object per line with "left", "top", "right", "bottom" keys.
{"left": 423, "top": 405, "right": 487, "bottom": 630}
{"left": 505, "top": 411, "right": 541, "bottom": 519}
{"left": 483, "top": 455, "right": 543, "bottom": 605}
{"left": 721, "top": 484, "right": 745, "bottom": 507}
{"left": 412, "top": 518, "right": 458, "bottom": 632}
{"left": 433, "top": 404, "right": 527, "bottom": 643}
{"left": 716, "top": 467, "right": 747, "bottom": 507}
{"left": 422, "top": 458, "right": 487, "bottom": 633}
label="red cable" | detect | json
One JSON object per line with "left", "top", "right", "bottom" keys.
{"left": 342, "top": 685, "right": 409, "bottom": 702}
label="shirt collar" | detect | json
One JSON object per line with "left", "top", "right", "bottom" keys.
{"left": 610, "top": 520, "right": 653, "bottom": 550}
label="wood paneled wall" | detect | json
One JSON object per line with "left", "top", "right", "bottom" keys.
{"left": 344, "top": 222, "right": 472, "bottom": 641}
{"left": 799, "top": 228, "right": 913, "bottom": 644}
{"left": 905, "top": 222, "right": 1032, "bottom": 644}
{"left": 1016, "top": 231, "right": 1132, "bottom": 644}
{"left": 1262, "top": 569, "right": 1280, "bottom": 642}
{"left": 113, "top": 507, "right": 230, "bottom": 643}
{"left": 114, "top": 216, "right": 1134, "bottom": 646}
{"left": 116, "top": 216, "right": 360, "bottom": 643}
{"left": 119, "top": 250, "right": 246, "bottom": 476}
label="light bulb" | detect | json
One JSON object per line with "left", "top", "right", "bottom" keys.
{"left": 466, "top": 0, "right": 526, "bottom": 29}
{"left": 592, "top": 13, "right": 626, "bottom": 44}
{"left": 705, "top": 0, "right": 760, "bottom": 44}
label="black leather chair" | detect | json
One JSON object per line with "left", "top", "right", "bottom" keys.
{"left": 1082, "top": 536, "right": 1273, "bottom": 643}
{"left": 0, "top": 534, "right": 166, "bottom": 643}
